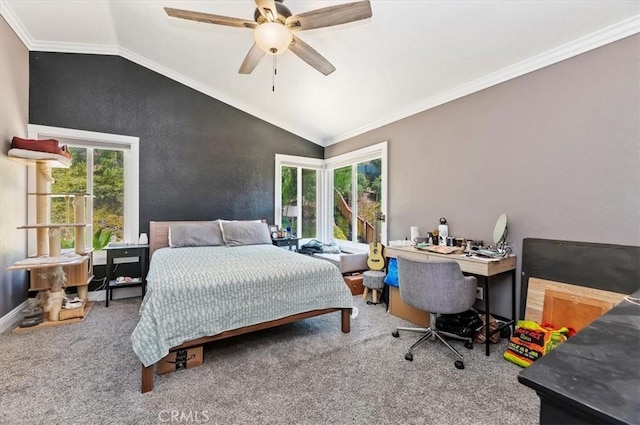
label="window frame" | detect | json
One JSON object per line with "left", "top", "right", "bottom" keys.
{"left": 274, "top": 154, "right": 325, "bottom": 241}
{"left": 26, "top": 125, "right": 139, "bottom": 261}
{"left": 324, "top": 141, "right": 388, "bottom": 252}
{"left": 275, "top": 141, "right": 387, "bottom": 252}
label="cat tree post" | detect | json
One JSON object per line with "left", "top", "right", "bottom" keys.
{"left": 35, "top": 162, "right": 52, "bottom": 256}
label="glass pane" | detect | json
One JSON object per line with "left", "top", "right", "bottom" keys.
{"left": 94, "top": 149, "right": 124, "bottom": 242}
{"left": 357, "top": 159, "right": 382, "bottom": 244}
{"left": 301, "top": 169, "right": 316, "bottom": 238}
{"left": 333, "top": 165, "right": 352, "bottom": 241}
{"left": 51, "top": 147, "right": 87, "bottom": 249}
{"left": 281, "top": 166, "right": 297, "bottom": 234}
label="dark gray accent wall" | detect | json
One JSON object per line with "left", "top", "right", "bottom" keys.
{"left": 29, "top": 52, "right": 323, "bottom": 234}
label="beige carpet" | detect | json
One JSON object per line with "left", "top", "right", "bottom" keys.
{"left": 0, "top": 296, "right": 538, "bottom": 424}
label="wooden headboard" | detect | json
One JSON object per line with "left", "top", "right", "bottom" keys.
{"left": 520, "top": 238, "right": 640, "bottom": 330}
{"left": 149, "top": 219, "right": 269, "bottom": 258}
{"left": 149, "top": 221, "right": 210, "bottom": 258}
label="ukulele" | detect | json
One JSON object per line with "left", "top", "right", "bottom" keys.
{"left": 367, "top": 212, "right": 386, "bottom": 270}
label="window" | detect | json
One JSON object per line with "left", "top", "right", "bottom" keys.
{"left": 332, "top": 165, "right": 352, "bottom": 241}
{"left": 326, "top": 143, "right": 386, "bottom": 249}
{"left": 51, "top": 147, "right": 125, "bottom": 249}
{"left": 27, "top": 125, "right": 139, "bottom": 258}
{"left": 275, "top": 141, "right": 387, "bottom": 249}
{"left": 275, "top": 155, "right": 324, "bottom": 240}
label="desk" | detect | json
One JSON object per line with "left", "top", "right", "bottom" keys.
{"left": 518, "top": 290, "right": 640, "bottom": 424}
{"left": 385, "top": 246, "right": 517, "bottom": 356}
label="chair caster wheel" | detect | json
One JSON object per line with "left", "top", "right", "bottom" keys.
{"left": 464, "top": 341, "right": 473, "bottom": 349}
{"left": 404, "top": 353, "right": 413, "bottom": 361}
{"left": 455, "top": 360, "right": 465, "bottom": 369}
{"left": 392, "top": 330, "right": 400, "bottom": 338}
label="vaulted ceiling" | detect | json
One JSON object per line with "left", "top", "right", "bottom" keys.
{"left": 2, "top": 1, "right": 638, "bottom": 146}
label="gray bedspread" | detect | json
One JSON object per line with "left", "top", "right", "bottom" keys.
{"left": 131, "top": 245, "right": 353, "bottom": 366}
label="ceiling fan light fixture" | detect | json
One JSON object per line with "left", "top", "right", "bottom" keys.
{"left": 254, "top": 22, "right": 292, "bottom": 55}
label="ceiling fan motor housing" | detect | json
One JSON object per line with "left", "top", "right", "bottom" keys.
{"left": 254, "top": 1, "right": 292, "bottom": 24}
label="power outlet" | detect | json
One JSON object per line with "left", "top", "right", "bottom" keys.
{"left": 476, "top": 287, "right": 484, "bottom": 300}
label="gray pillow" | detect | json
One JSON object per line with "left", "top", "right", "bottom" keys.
{"left": 169, "top": 221, "right": 224, "bottom": 247}
{"left": 221, "top": 221, "right": 272, "bottom": 247}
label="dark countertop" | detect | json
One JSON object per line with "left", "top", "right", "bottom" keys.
{"left": 518, "top": 289, "right": 640, "bottom": 424}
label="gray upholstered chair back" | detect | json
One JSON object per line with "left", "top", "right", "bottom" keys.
{"left": 398, "top": 255, "right": 477, "bottom": 315}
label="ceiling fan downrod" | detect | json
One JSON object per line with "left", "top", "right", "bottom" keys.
{"left": 272, "top": 51, "right": 277, "bottom": 92}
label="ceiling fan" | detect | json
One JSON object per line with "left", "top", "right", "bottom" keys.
{"left": 164, "top": 0, "right": 372, "bottom": 76}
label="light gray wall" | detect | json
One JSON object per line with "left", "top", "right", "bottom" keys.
{"left": 326, "top": 35, "right": 640, "bottom": 317}
{"left": 0, "top": 16, "right": 29, "bottom": 318}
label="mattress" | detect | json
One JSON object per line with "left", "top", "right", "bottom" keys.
{"left": 131, "top": 244, "right": 353, "bottom": 366}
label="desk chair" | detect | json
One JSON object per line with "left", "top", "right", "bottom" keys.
{"left": 391, "top": 255, "right": 477, "bottom": 369}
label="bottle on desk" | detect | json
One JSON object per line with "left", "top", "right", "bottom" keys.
{"left": 438, "top": 217, "right": 449, "bottom": 246}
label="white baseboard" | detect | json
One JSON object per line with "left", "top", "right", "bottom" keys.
{"left": 0, "top": 300, "right": 28, "bottom": 334}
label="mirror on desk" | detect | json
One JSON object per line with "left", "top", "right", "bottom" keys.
{"left": 493, "top": 213, "right": 508, "bottom": 249}
{"left": 475, "top": 213, "right": 509, "bottom": 258}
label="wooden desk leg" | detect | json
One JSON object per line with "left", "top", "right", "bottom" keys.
{"left": 141, "top": 364, "right": 154, "bottom": 393}
{"left": 341, "top": 308, "right": 351, "bottom": 333}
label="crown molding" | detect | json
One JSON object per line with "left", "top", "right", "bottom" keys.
{"left": 0, "top": 0, "right": 33, "bottom": 48}
{"left": 324, "top": 14, "right": 640, "bottom": 146}
{"left": 29, "top": 40, "right": 120, "bottom": 55}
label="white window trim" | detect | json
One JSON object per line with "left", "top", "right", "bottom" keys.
{"left": 274, "top": 154, "right": 324, "bottom": 239}
{"left": 275, "top": 141, "right": 388, "bottom": 251}
{"left": 324, "top": 141, "right": 388, "bottom": 251}
{"left": 26, "top": 125, "right": 140, "bottom": 260}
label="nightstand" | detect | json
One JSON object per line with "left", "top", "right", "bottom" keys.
{"left": 105, "top": 244, "right": 148, "bottom": 307}
{"left": 272, "top": 237, "right": 300, "bottom": 252}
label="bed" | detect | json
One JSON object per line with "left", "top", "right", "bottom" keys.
{"left": 132, "top": 220, "right": 353, "bottom": 393}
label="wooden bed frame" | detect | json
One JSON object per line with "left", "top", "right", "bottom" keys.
{"left": 141, "top": 221, "right": 351, "bottom": 393}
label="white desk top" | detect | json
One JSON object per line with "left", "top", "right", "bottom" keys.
{"left": 385, "top": 246, "right": 516, "bottom": 277}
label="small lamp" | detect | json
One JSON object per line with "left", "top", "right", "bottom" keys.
{"left": 283, "top": 205, "right": 298, "bottom": 237}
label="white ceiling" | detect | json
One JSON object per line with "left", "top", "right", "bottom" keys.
{"left": 2, "top": 1, "right": 639, "bottom": 146}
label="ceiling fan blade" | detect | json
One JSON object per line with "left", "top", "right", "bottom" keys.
{"left": 286, "top": 1, "right": 372, "bottom": 31}
{"left": 164, "top": 7, "right": 256, "bottom": 29}
{"left": 254, "top": 0, "right": 278, "bottom": 21}
{"left": 289, "top": 35, "right": 336, "bottom": 76}
{"left": 238, "top": 43, "right": 266, "bottom": 74}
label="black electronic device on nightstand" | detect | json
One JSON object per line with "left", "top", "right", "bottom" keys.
{"left": 105, "top": 244, "right": 148, "bottom": 307}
